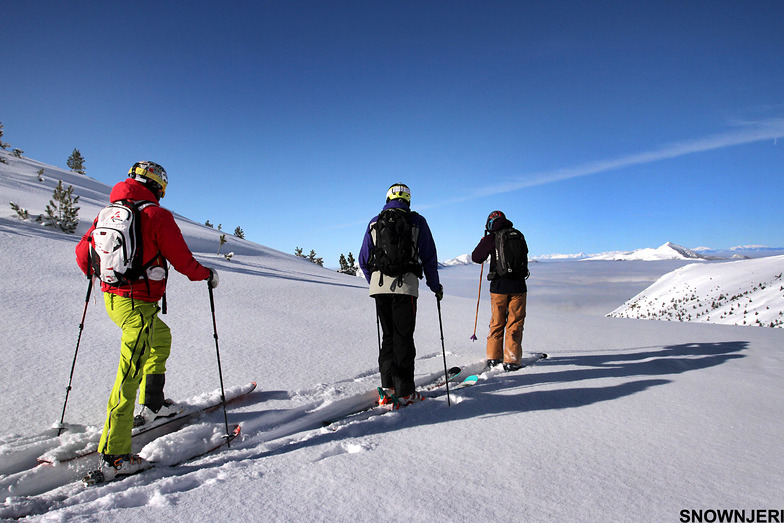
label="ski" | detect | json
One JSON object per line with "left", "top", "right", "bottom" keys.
{"left": 478, "top": 352, "right": 549, "bottom": 375}
{"left": 37, "top": 381, "right": 256, "bottom": 465}
{"left": 429, "top": 366, "right": 463, "bottom": 390}
{"left": 323, "top": 372, "right": 479, "bottom": 429}
{"left": 324, "top": 354, "right": 549, "bottom": 430}
{"left": 321, "top": 366, "right": 462, "bottom": 427}
{"left": 460, "top": 352, "right": 548, "bottom": 383}
{"left": 82, "top": 424, "right": 241, "bottom": 486}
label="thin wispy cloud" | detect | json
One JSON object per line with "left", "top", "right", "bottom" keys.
{"left": 420, "top": 117, "right": 784, "bottom": 210}
{"left": 327, "top": 118, "right": 784, "bottom": 230}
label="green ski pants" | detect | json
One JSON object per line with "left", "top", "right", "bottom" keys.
{"left": 98, "top": 293, "right": 171, "bottom": 456}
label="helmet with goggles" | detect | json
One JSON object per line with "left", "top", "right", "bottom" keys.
{"left": 128, "top": 161, "right": 168, "bottom": 198}
{"left": 486, "top": 210, "right": 506, "bottom": 232}
{"left": 386, "top": 183, "right": 411, "bottom": 204}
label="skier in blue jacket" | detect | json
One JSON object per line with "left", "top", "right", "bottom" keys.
{"left": 359, "top": 183, "right": 442, "bottom": 408}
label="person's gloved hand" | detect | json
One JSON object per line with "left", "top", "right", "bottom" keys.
{"left": 434, "top": 284, "right": 444, "bottom": 302}
{"left": 207, "top": 268, "right": 219, "bottom": 289}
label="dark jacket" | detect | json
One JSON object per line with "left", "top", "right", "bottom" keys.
{"left": 358, "top": 199, "right": 441, "bottom": 297}
{"left": 471, "top": 216, "right": 528, "bottom": 294}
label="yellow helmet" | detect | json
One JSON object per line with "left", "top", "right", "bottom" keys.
{"left": 128, "top": 161, "right": 168, "bottom": 198}
{"left": 386, "top": 183, "right": 411, "bottom": 204}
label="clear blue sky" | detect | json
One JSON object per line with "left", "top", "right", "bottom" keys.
{"left": 3, "top": 1, "right": 783, "bottom": 264}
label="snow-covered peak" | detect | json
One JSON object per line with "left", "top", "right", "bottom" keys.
{"left": 585, "top": 242, "right": 705, "bottom": 261}
{"left": 440, "top": 254, "right": 475, "bottom": 266}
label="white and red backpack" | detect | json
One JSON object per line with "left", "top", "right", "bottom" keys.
{"left": 89, "top": 200, "right": 157, "bottom": 287}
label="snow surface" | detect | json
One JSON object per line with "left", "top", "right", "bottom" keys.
{"left": 1, "top": 152, "right": 783, "bottom": 521}
{"left": 609, "top": 256, "right": 784, "bottom": 328}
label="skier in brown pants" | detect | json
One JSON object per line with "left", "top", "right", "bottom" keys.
{"left": 471, "top": 210, "right": 529, "bottom": 372}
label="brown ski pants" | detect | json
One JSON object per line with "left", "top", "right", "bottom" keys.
{"left": 487, "top": 292, "right": 527, "bottom": 364}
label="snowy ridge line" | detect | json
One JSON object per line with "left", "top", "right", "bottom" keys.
{"left": 445, "top": 244, "right": 784, "bottom": 264}
{"left": 609, "top": 256, "right": 784, "bottom": 328}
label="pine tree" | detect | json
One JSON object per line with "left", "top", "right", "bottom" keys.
{"left": 67, "top": 149, "right": 86, "bottom": 174}
{"left": 38, "top": 180, "right": 80, "bottom": 233}
{"left": 205, "top": 220, "right": 214, "bottom": 228}
{"left": 346, "top": 252, "right": 357, "bottom": 276}
{"left": 295, "top": 247, "right": 323, "bottom": 266}
{"left": 234, "top": 226, "right": 245, "bottom": 239}
{"left": 9, "top": 202, "right": 30, "bottom": 220}
{"left": 307, "top": 250, "right": 319, "bottom": 265}
{"left": 12, "top": 148, "right": 23, "bottom": 158}
{"left": 337, "top": 253, "right": 357, "bottom": 276}
{"left": 0, "top": 122, "right": 9, "bottom": 150}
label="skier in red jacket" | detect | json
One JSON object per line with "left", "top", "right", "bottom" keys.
{"left": 76, "top": 161, "right": 218, "bottom": 481}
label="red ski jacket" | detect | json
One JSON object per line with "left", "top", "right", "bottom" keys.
{"left": 76, "top": 178, "right": 210, "bottom": 302}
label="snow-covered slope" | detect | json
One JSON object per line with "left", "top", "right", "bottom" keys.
{"left": 1, "top": 151, "right": 782, "bottom": 521}
{"left": 609, "top": 256, "right": 784, "bottom": 328}
{"left": 0, "top": 151, "right": 291, "bottom": 259}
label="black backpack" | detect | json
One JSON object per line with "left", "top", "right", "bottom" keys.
{"left": 369, "top": 208, "right": 423, "bottom": 285}
{"left": 488, "top": 227, "right": 529, "bottom": 280}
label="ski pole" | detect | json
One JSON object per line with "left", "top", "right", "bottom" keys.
{"left": 436, "top": 297, "right": 452, "bottom": 406}
{"left": 376, "top": 302, "right": 382, "bottom": 355}
{"left": 470, "top": 262, "right": 484, "bottom": 340}
{"left": 208, "top": 283, "right": 232, "bottom": 447}
{"left": 57, "top": 276, "right": 93, "bottom": 436}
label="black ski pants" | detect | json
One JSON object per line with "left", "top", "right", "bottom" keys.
{"left": 375, "top": 294, "right": 418, "bottom": 397}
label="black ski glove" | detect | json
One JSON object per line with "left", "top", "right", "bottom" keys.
{"left": 434, "top": 285, "right": 444, "bottom": 302}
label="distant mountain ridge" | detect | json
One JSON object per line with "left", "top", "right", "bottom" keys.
{"left": 442, "top": 242, "right": 784, "bottom": 265}
{"left": 585, "top": 242, "right": 705, "bottom": 261}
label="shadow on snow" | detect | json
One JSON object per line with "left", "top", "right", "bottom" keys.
{"left": 233, "top": 340, "right": 748, "bottom": 460}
